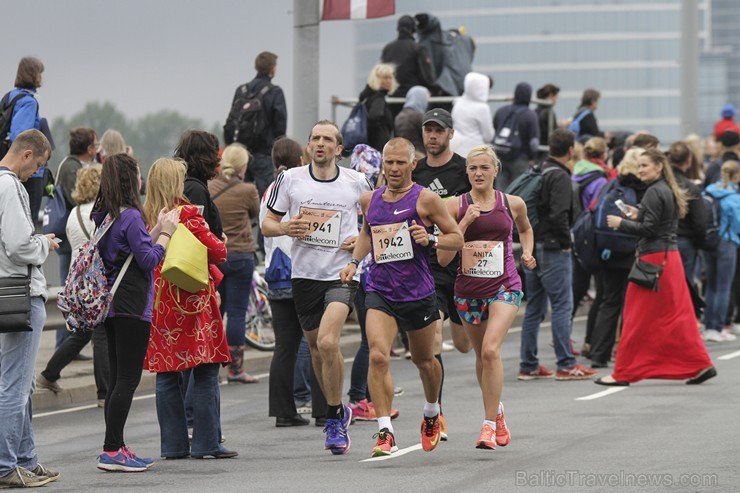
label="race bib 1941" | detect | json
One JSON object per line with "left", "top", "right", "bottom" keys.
{"left": 371, "top": 221, "right": 413, "bottom": 264}
{"left": 461, "top": 241, "right": 504, "bottom": 278}
{"left": 300, "top": 207, "right": 341, "bottom": 248}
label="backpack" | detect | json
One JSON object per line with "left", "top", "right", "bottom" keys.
{"left": 571, "top": 172, "right": 604, "bottom": 219}
{"left": 571, "top": 209, "right": 602, "bottom": 273}
{"left": 340, "top": 101, "right": 369, "bottom": 152}
{"left": 592, "top": 180, "right": 639, "bottom": 257}
{"left": 57, "top": 214, "right": 133, "bottom": 332}
{"left": 568, "top": 109, "right": 591, "bottom": 136}
{"left": 701, "top": 193, "right": 729, "bottom": 252}
{"left": 0, "top": 91, "right": 31, "bottom": 160}
{"left": 42, "top": 157, "right": 74, "bottom": 237}
{"left": 505, "top": 165, "right": 558, "bottom": 242}
{"left": 223, "top": 82, "right": 273, "bottom": 151}
{"left": 493, "top": 107, "right": 526, "bottom": 160}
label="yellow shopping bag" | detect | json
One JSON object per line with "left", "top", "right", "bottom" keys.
{"left": 161, "top": 223, "right": 208, "bottom": 293}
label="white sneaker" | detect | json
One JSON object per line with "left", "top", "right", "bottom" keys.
{"left": 729, "top": 324, "right": 740, "bottom": 336}
{"left": 720, "top": 329, "right": 738, "bottom": 341}
{"left": 442, "top": 341, "right": 455, "bottom": 352}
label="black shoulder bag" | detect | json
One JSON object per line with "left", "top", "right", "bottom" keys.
{"left": 628, "top": 248, "right": 668, "bottom": 292}
{"left": 0, "top": 266, "right": 33, "bottom": 332}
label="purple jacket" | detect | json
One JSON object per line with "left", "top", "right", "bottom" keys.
{"left": 93, "top": 209, "right": 165, "bottom": 322}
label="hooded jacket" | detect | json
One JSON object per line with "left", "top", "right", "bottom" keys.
{"left": 572, "top": 159, "right": 608, "bottom": 211}
{"left": 394, "top": 86, "right": 427, "bottom": 153}
{"left": 492, "top": 83, "right": 540, "bottom": 159}
{"left": 359, "top": 85, "right": 394, "bottom": 154}
{"left": 381, "top": 32, "right": 434, "bottom": 96}
{"left": 705, "top": 182, "right": 740, "bottom": 246}
{"left": 450, "top": 72, "right": 494, "bottom": 158}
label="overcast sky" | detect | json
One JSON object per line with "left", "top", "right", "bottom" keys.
{"left": 2, "top": 0, "right": 356, "bottom": 140}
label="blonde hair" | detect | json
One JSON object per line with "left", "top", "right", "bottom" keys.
{"left": 618, "top": 147, "right": 644, "bottom": 177}
{"left": 143, "top": 158, "right": 187, "bottom": 227}
{"left": 71, "top": 164, "right": 102, "bottom": 204}
{"left": 367, "top": 63, "right": 398, "bottom": 94}
{"left": 220, "top": 143, "right": 249, "bottom": 180}
{"left": 100, "top": 129, "right": 126, "bottom": 158}
{"left": 584, "top": 137, "right": 607, "bottom": 160}
{"left": 720, "top": 160, "right": 740, "bottom": 189}
{"left": 466, "top": 145, "right": 499, "bottom": 167}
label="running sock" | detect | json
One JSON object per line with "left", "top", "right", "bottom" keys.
{"left": 378, "top": 416, "right": 393, "bottom": 434}
{"left": 423, "top": 401, "right": 441, "bottom": 418}
{"left": 498, "top": 402, "right": 504, "bottom": 416}
{"left": 327, "top": 403, "right": 344, "bottom": 420}
{"left": 483, "top": 419, "right": 496, "bottom": 431}
{"left": 435, "top": 353, "right": 444, "bottom": 407}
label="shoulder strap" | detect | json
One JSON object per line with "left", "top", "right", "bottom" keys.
{"left": 501, "top": 191, "right": 514, "bottom": 222}
{"left": 211, "top": 179, "right": 241, "bottom": 201}
{"left": 76, "top": 206, "right": 91, "bottom": 240}
{"left": 2, "top": 92, "right": 29, "bottom": 111}
{"left": 110, "top": 254, "right": 134, "bottom": 298}
{"left": 574, "top": 109, "right": 591, "bottom": 123}
{"left": 54, "top": 156, "right": 72, "bottom": 186}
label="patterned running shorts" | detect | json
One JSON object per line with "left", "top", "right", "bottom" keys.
{"left": 454, "top": 288, "right": 524, "bottom": 325}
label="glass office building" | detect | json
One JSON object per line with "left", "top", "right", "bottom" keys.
{"left": 353, "top": 0, "right": 739, "bottom": 142}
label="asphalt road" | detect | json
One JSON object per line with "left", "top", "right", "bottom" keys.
{"left": 32, "top": 317, "right": 737, "bottom": 492}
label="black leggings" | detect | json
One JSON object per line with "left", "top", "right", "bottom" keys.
{"left": 103, "top": 317, "right": 151, "bottom": 452}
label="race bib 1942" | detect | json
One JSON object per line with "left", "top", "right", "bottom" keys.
{"left": 461, "top": 241, "right": 504, "bottom": 278}
{"left": 300, "top": 207, "right": 341, "bottom": 248}
{"left": 371, "top": 221, "right": 413, "bottom": 264}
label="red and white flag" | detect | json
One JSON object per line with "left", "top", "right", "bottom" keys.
{"left": 321, "top": 0, "right": 395, "bottom": 20}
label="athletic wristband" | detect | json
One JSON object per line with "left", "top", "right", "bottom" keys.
{"left": 160, "top": 232, "right": 172, "bottom": 238}
{"left": 349, "top": 259, "right": 360, "bottom": 267}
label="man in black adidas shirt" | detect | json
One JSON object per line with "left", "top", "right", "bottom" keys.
{"left": 411, "top": 108, "right": 471, "bottom": 440}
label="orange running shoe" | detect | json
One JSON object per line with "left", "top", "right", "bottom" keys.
{"left": 475, "top": 423, "right": 495, "bottom": 450}
{"left": 371, "top": 428, "right": 398, "bottom": 457}
{"left": 420, "top": 415, "right": 441, "bottom": 452}
{"left": 495, "top": 403, "right": 511, "bottom": 446}
{"left": 439, "top": 413, "right": 448, "bottom": 441}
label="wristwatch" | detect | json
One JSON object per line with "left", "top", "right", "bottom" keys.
{"left": 427, "top": 234, "right": 438, "bottom": 247}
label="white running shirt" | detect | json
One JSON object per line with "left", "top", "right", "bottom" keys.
{"left": 266, "top": 164, "right": 372, "bottom": 281}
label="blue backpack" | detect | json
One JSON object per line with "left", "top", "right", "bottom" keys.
{"left": 571, "top": 209, "right": 602, "bottom": 273}
{"left": 593, "top": 180, "right": 639, "bottom": 257}
{"left": 341, "top": 101, "right": 369, "bottom": 151}
{"left": 568, "top": 109, "right": 591, "bottom": 136}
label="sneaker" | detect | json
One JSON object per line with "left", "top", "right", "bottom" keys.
{"left": 730, "top": 323, "right": 740, "bottom": 336}
{"left": 495, "top": 404, "right": 511, "bottom": 447}
{"left": 389, "top": 348, "right": 402, "bottom": 360}
{"left": 36, "top": 374, "right": 62, "bottom": 393}
{"left": 393, "top": 386, "right": 404, "bottom": 397}
{"left": 442, "top": 341, "right": 455, "bottom": 352}
{"left": 439, "top": 413, "right": 448, "bottom": 441}
{"left": 517, "top": 366, "right": 554, "bottom": 381}
{"left": 0, "top": 467, "right": 51, "bottom": 487}
{"left": 324, "top": 405, "right": 352, "bottom": 455}
{"left": 555, "top": 364, "right": 598, "bottom": 381}
{"left": 295, "top": 400, "right": 312, "bottom": 415}
{"left": 420, "top": 414, "right": 441, "bottom": 451}
{"left": 349, "top": 399, "right": 400, "bottom": 421}
{"left": 227, "top": 371, "right": 259, "bottom": 383}
{"left": 404, "top": 349, "right": 412, "bottom": 360}
{"left": 475, "top": 423, "right": 496, "bottom": 450}
{"left": 122, "top": 446, "right": 154, "bottom": 469}
{"left": 30, "top": 463, "right": 59, "bottom": 483}
{"left": 703, "top": 329, "right": 737, "bottom": 342}
{"left": 97, "top": 449, "right": 147, "bottom": 472}
{"left": 371, "top": 428, "right": 398, "bottom": 457}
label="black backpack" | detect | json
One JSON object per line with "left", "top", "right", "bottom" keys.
{"left": 0, "top": 91, "right": 30, "bottom": 159}
{"left": 701, "top": 193, "right": 727, "bottom": 252}
{"left": 223, "top": 83, "right": 273, "bottom": 151}
{"left": 493, "top": 107, "right": 526, "bottom": 160}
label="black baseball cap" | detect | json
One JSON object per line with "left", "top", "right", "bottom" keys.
{"left": 422, "top": 109, "right": 453, "bottom": 129}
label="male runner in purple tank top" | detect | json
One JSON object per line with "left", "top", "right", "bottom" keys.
{"left": 340, "top": 138, "right": 463, "bottom": 457}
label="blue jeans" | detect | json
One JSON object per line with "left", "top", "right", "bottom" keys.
{"left": 677, "top": 237, "right": 698, "bottom": 285}
{"left": 520, "top": 245, "right": 576, "bottom": 371}
{"left": 349, "top": 285, "right": 369, "bottom": 402}
{"left": 155, "top": 364, "right": 222, "bottom": 457}
{"left": 704, "top": 239, "right": 738, "bottom": 332}
{"left": 0, "top": 297, "right": 45, "bottom": 475}
{"left": 219, "top": 252, "right": 255, "bottom": 346}
{"left": 293, "top": 337, "right": 312, "bottom": 403}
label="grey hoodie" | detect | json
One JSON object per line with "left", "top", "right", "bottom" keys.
{"left": 0, "top": 170, "right": 50, "bottom": 300}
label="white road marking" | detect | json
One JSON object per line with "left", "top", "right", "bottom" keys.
{"left": 360, "top": 443, "right": 423, "bottom": 462}
{"left": 575, "top": 387, "right": 627, "bottom": 401}
{"left": 717, "top": 350, "right": 740, "bottom": 361}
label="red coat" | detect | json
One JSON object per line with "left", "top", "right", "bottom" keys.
{"left": 145, "top": 203, "right": 230, "bottom": 373}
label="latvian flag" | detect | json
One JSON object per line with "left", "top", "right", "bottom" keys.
{"left": 321, "top": 0, "right": 395, "bottom": 20}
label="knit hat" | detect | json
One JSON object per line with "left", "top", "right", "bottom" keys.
{"left": 722, "top": 103, "right": 736, "bottom": 119}
{"left": 350, "top": 144, "right": 382, "bottom": 186}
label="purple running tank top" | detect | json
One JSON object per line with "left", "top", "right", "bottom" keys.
{"left": 455, "top": 191, "right": 522, "bottom": 298}
{"left": 365, "top": 184, "right": 435, "bottom": 302}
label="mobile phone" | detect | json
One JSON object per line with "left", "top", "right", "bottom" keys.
{"left": 615, "top": 199, "right": 632, "bottom": 217}
{"left": 53, "top": 238, "right": 63, "bottom": 244}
